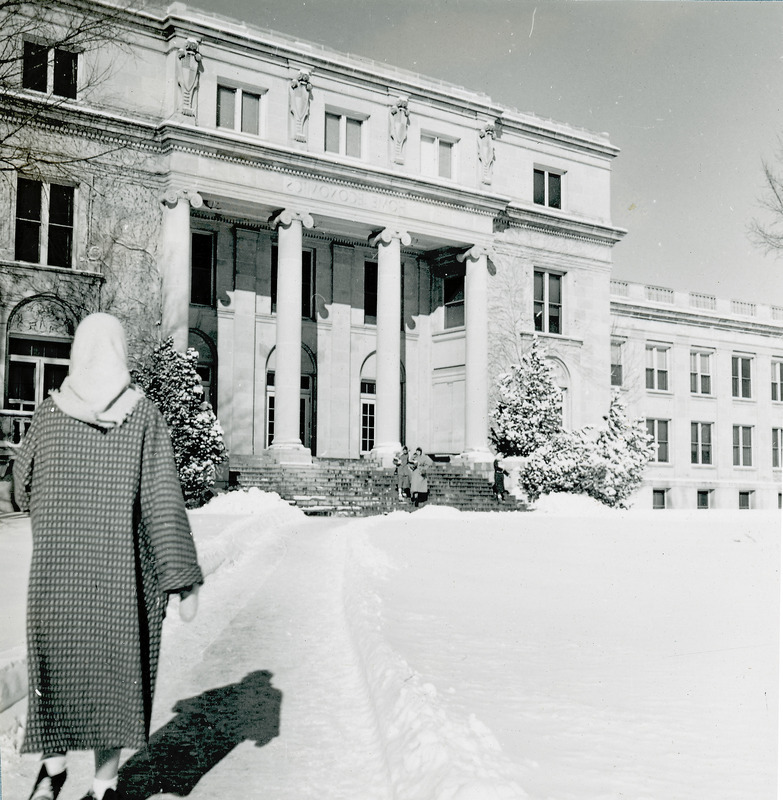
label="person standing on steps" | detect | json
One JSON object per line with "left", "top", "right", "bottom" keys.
{"left": 393, "top": 445, "right": 411, "bottom": 500}
{"left": 409, "top": 446, "right": 432, "bottom": 507}
{"left": 493, "top": 456, "right": 509, "bottom": 502}
{"left": 14, "top": 313, "right": 203, "bottom": 800}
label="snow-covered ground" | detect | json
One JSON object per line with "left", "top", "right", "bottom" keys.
{"left": 1, "top": 490, "right": 779, "bottom": 799}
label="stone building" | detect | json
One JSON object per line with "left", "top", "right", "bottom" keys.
{"left": 610, "top": 281, "right": 782, "bottom": 510}
{"left": 0, "top": 1, "right": 779, "bottom": 509}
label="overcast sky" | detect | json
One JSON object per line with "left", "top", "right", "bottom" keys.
{"left": 191, "top": 0, "right": 783, "bottom": 307}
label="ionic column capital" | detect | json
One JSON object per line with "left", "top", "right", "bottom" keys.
{"left": 456, "top": 243, "right": 495, "bottom": 264}
{"left": 160, "top": 188, "right": 203, "bottom": 209}
{"left": 369, "top": 227, "right": 411, "bottom": 248}
{"left": 269, "top": 208, "right": 315, "bottom": 230}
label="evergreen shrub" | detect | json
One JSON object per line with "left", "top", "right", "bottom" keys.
{"left": 133, "top": 338, "right": 227, "bottom": 507}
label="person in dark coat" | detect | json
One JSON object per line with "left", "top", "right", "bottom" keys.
{"left": 14, "top": 314, "right": 204, "bottom": 800}
{"left": 493, "top": 456, "right": 509, "bottom": 501}
{"left": 393, "top": 445, "right": 410, "bottom": 500}
{"left": 409, "top": 447, "right": 432, "bottom": 507}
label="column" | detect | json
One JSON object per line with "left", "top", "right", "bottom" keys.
{"left": 370, "top": 227, "right": 410, "bottom": 463}
{"left": 268, "top": 208, "right": 314, "bottom": 462}
{"left": 457, "top": 244, "right": 494, "bottom": 462}
{"left": 160, "top": 189, "right": 202, "bottom": 351}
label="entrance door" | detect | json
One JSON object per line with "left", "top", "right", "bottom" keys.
{"left": 265, "top": 372, "right": 314, "bottom": 452}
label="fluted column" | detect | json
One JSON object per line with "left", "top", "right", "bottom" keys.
{"left": 160, "top": 189, "right": 202, "bottom": 351}
{"left": 370, "top": 227, "right": 410, "bottom": 463}
{"left": 269, "top": 208, "right": 314, "bottom": 462}
{"left": 457, "top": 244, "right": 494, "bottom": 462}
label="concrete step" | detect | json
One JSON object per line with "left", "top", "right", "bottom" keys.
{"left": 236, "top": 457, "right": 526, "bottom": 516}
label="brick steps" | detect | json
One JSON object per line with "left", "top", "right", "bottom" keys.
{"left": 235, "top": 458, "right": 526, "bottom": 516}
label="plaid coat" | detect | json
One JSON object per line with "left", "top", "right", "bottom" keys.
{"left": 14, "top": 396, "right": 203, "bottom": 753}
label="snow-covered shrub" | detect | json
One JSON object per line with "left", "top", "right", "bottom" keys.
{"left": 133, "top": 338, "right": 228, "bottom": 507}
{"left": 489, "top": 337, "right": 563, "bottom": 457}
{"left": 519, "top": 392, "right": 654, "bottom": 509}
{"left": 591, "top": 391, "right": 656, "bottom": 507}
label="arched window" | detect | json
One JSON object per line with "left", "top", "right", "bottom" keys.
{"left": 188, "top": 329, "right": 217, "bottom": 408}
{"left": 264, "top": 346, "right": 316, "bottom": 453}
{"left": 4, "top": 297, "right": 76, "bottom": 441}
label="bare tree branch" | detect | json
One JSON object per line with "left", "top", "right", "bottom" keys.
{"left": 750, "top": 145, "right": 783, "bottom": 257}
{"left": 0, "top": 0, "right": 141, "bottom": 178}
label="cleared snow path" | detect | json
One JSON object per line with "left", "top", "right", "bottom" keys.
{"left": 2, "top": 510, "right": 393, "bottom": 800}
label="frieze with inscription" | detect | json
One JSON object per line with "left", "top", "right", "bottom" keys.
{"left": 284, "top": 177, "right": 409, "bottom": 216}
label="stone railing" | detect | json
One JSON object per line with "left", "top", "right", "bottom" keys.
{"left": 610, "top": 278, "right": 781, "bottom": 322}
{"left": 689, "top": 291, "right": 716, "bottom": 311}
{"left": 644, "top": 285, "right": 674, "bottom": 304}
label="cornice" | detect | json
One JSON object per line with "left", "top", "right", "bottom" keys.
{"left": 0, "top": 260, "right": 105, "bottom": 282}
{"left": 0, "top": 94, "right": 163, "bottom": 152}
{"left": 611, "top": 300, "right": 783, "bottom": 338}
{"left": 157, "top": 123, "right": 511, "bottom": 217}
{"left": 498, "top": 206, "right": 627, "bottom": 247}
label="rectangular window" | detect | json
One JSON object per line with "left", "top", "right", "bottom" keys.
{"left": 772, "top": 360, "right": 783, "bottom": 402}
{"left": 14, "top": 178, "right": 74, "bottom": 268}
{"left": 217, "top": 85, "right": 262, "bottom": 134}
{"left": 731, "top": 355, "right": 752, "bottom": 399}
{"left": 23, "top": 41, "right": 48, "bottom": 92}
{"left": 191, "top": 231, "right": 215, "bottom": 306}
{"left": 325, "top": 112, "right": 363, "bottom": 158}
{"left": 533, "top": 270, "right": 562, "bottom": 335}
{"left": 697, "top": 490, "right": 711, "bottom": 510}
{"left": 53, "top": 48, "right": 78, "bottom": 99}
{"left": 270, "top": 246, "right": 314, "bottom": 319}
{"left": 646, "top": 419, "right": 670, "bottom": 463}
{"left": 610, "top": 341, "right": 623, "bottom": 387}
{"left": 443, "top": 274, "right": 465, "bottom": 329}
{"left": 421, "top": 134, "right": 454, "bottom": 179}
{"left": 690, "top": 351, "right": 712, "bottom": 395}
{"left": 6, "top": 336, "right": 71, "bottom": 414}
{"left": 690, "top": 422, "right": 713, "bottom": 465}
{"left": 645, "top": 345, "right": 669, "bottom": 391}
{"left": 652, "top": 489, "right": 667, "bottom": 510}
{"left": 732, "top": 425, "right": 753, "bottom": 467}
{"left": 773, "top": 428, "right": 783, "bottom": 469}
{"left": 364, "top": 261, "right": 378, "bottom": 324}
{"left": 23, "top": 41, "right": 77, "bottom": 98}
{"left": 533, "top": 168, "right": 562, "bottom": 209}
{"left": 738, "top": 491, "right": 753, "bottom": 510}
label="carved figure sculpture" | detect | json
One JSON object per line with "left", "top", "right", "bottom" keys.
{"left": 176, "top": 38, "right": 202, "bottom": 118}
{"left": 478, "top": 121, "right": 497, "bottom": 184}
{"left": 289, "top": 70, "right": 313, "bottom": 143}
{"left": 389, "top": 96, "right": 410, "bottom": 164}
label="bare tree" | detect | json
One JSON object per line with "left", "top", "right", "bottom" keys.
{"left": 749, "top": 153, "right": 783, "bottom": 254}
{"left": 0, "top": 0, "right": 137, "bottom": 179}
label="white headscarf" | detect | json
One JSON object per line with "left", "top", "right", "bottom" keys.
{"left": 50, "top": 313, "right": 143, "bottom": 428}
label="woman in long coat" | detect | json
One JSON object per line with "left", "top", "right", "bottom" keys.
{"left": 14, "top": 314, "right": 203, "bottom": 800}
{"left": 393, "top": 445, "right": 411, "bottom": 499}
{"left": 409, "top": 447, "right": 432, "bottom": 507}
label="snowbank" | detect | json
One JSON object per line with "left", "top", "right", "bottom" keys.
{"left": 528, "top": 491, "right": 618, "bottom": 515}
{"left": 193, "top": 487, "right": 303, "bottom": 520}
{"left": 343, "top": 525, "right": 528, "bottom": 800}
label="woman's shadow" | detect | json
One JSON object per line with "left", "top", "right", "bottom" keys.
{"left": 119, "top": 670, "right": 282, "bottom": 799}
